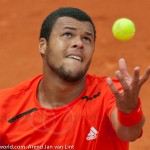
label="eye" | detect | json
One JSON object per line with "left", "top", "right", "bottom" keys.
{"left": 63, "top": 33, "right": 72, "bottom": 38}
{"left": 83, "top": 37, "right": 91, "bottom": 42}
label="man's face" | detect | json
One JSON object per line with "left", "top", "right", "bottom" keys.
{"left": 44, "top": 16, "right": 95, "bottom": 82}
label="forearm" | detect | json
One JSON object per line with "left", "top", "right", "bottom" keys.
{"left": 111, "top": 108, "right": 145, "bottom": 141}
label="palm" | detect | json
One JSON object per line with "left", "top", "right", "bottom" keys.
{"left": 107, "top": 58, "right": 150, "bottom": 113}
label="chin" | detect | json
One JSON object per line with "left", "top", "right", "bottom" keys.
{"left": 62, "top": 72, "right": 85, "bottom": 82}
{"left": 58, "top": 68, "right": 86, "bottom": 82}
{"left": 48, "top": 63, "right": 87, "bottom": 82}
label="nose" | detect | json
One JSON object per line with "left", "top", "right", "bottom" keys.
{"left": 72, "top": 37, "right": 84, "bottom": 49}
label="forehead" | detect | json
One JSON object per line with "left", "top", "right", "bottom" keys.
{"left": 52, "top": 16, "right": 94, "bottom": 34}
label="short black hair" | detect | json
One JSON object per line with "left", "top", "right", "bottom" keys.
{"left": 39, "top": 7, "right": 96, "bottom": 42}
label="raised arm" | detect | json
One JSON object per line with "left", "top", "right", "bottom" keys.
{"left": 107, "top": 58, "right": 150, "bottom": 141}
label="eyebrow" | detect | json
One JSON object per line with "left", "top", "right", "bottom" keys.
{"left": 63, "top": 26, "right": 94, "bottom": 38}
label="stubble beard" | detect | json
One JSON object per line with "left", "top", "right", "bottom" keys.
{"left": 46, "top": 54, "right": 91, "bottom": 82}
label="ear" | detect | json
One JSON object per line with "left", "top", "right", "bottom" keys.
{"left": 39, "top": 38, "right": 47, "bottom": 55}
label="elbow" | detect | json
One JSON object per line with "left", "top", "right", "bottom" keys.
{"left": 116, "top": 129, "right": 143, "bottom": 142}
{"left": 118, "top": 134, "right": 138, "bottom": 142}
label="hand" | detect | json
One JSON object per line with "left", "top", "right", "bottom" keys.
{"left": 107, "top": 58, "right": 150, "bottom": 114}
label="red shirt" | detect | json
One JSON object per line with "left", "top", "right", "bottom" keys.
{"left": 0, "top": 74, "right": 128, "bottom": 150}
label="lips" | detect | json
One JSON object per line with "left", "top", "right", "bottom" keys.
{"left": 67, "top": 55, "right": 82, "bottom": 61}
{"left": 65, "top": 52, "right": 83, "bottom": 62}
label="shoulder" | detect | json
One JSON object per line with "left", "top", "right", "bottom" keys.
{"left": 86, "top": 74, "right": 121, "bottom": 88}
{"left": 86, "top": 74, "right": 107, "bottom": 86}
{"left": 85, "top": 74, "right": 122, "bottom": 100}
{"left": 0, "top": 74, "right": 43, "bottom": 103}
{"left": 86, "top": 73, "right": 107, "bottom": 81}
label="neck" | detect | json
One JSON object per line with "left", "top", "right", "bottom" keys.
{"left": 37, "top": 73, "right": 86, "bottom": 108}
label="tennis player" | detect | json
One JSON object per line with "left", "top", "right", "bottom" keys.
{"left": 0, "top": 7, "right": 150, "bottom": 150}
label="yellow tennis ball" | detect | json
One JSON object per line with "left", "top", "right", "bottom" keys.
{"left": 112, "top": 18, "right": 136, "bottom": 41}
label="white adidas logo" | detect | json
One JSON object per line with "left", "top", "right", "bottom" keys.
{"left": 86, "top": 127, "right": 98, "bottom": 140}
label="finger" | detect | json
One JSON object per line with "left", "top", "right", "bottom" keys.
{"left": 131, "top": 66, "right": 140, "bottom": 89}
{"left": 107, "top": 77, "right": 121, "bottom": 100}
{"left": 139, "top": 66, "right": 150, "bottom": 87}
{"left": 119, "top": 58, "right": 127, "bottom": 70}
{"left": 119, "top": 58, "right": 131, "bottom": 78}
{"left": 115, "top": 70, "right": 130, "bottom": 91}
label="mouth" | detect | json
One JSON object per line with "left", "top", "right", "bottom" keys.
{"left": 66, "top": 55, "right": 82, "bottom": 62}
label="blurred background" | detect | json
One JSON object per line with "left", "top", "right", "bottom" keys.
{"left": 0, "top": 0, "right": 149, "bottom": 149}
